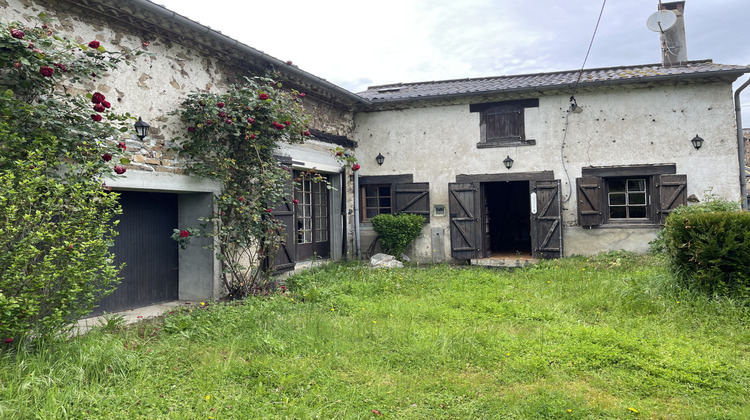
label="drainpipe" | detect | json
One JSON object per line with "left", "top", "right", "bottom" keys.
{"left": 353, "top": 170, "right": 361, "bottom": 258}
{"left": 735, "top": 77, "right": 750, "bottom": 210}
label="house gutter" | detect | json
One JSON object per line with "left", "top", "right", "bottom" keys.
{"left": 735, "top": 77, "right": 750, "bottom": 210}
{"left": 353, "top": 171, "right": 361, "bottom": 259}
{"left": 121, "top": 0, "right": 370, "bottom": 107}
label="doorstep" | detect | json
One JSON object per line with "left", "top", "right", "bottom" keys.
{"left": 470, "top": 253, "right": 539, "bottom": 268}
{"left": 73, "top": 300, "right": 191, "bottom": 335}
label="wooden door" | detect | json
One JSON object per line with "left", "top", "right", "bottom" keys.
{"left": 295, "top": 173, "right": 330, "bottom": 260}
{"left": 530, "top": 180, "right": 563, "bottom": 259}
{"left": 269, "top": 159, "right": 296, "bottom": 272}
{"left": 448, "top": 182, "right": 481, "bottom": 259}
{"left": 92, "top": 191, "right": 179, "bottom": 315}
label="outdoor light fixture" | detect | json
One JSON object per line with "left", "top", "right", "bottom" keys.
{"left": 691, "top": 134, "right": 704, "bottom": 150}
{"left": 376, "top": 153, "right": 385, "bottom": 166}
{"left": 503, "top": 155, "right": 514, "bottom": 170}
{"left": 134, "top": 117, "right": 150, "bottom": 140}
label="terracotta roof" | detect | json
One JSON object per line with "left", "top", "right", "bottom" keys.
{"left": 358, "top": 60, "right": 750, "bottom": 103}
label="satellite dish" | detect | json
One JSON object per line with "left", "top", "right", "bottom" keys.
{"left": 646, "top": 10, "right": 677, "bottom": 32}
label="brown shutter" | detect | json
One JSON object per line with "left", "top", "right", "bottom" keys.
{"left": 394, "top": 182, "right": 430, "bottom": 222}
{"left": 485, "top": 105, "right": 523, "bottom": 141}
{"left": 448, "top": 182, "right": 481, "bottom": 259}
{"left": 531, "top": 180, "right": 563, "bottom": 259}
{"left": 657, "top": 174, "right": 687, "bottom": 224}
{"left": 576, "top": 176, "right": 603, "bottom": 227}
{"left": 268, "top": 156, "right": 296, "bottom": 272}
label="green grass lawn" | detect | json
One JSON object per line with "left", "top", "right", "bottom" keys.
{"left": 1, "top": 252, "right": 749, "bottom": 419}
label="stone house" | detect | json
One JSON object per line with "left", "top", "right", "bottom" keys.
{"left": 4, "top": 0, "right": 750, "bottom": 312}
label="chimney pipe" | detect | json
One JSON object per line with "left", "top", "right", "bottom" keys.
{"left": 659, "top": 1, "right": 687, "bottom": 67}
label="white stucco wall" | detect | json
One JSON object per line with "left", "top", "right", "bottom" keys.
{"left": 353, "top": 82, "right": 741, "bottom": 260}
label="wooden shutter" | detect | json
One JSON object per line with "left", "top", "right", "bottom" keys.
{"left": 576, "top": 176, "right": 603, "bottom": 227}
{"left": 657, "top": 174, "right": 687, "bottom": 224}
{"left": 531, "top": 180, "right": 563, "bottom": 259}
{"left": 394, "top": 182, "right": 430, "bottom": 222}
{"left": 448, "top": 182, "right": 481, "bottom": 259}
{"left": 269, "top": 157, "right": 296, "bottom": 272}
{"left": 484, "top": 105, "right": 524, "bottom": 141}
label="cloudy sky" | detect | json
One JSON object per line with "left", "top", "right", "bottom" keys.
{"left": 155, "top": 0, "right": 750, "bottom": 116}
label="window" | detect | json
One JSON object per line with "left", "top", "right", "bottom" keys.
{"left": 359, "top": 175, "right": 430, "bottom": 223}
{"left": 607, "top": 178, "right": 648, "bottom": 219}
{"left": 362, "top": 185, "right": 392, "bottom": 221}
{"left": 577, "top": 164, "right": 686, "bottom": 227}
{"left": 470, "top": 99, "right": 538, "bottom": 148}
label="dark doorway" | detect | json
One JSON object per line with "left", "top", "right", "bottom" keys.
{"left": 483, "top": 181, "right": 531, "bottom": 256}
{"left": 92, "top": 191, "right": 179, "bottom": 316}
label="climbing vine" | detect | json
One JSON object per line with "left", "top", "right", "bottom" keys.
{"left": 173, "top": 76, "right": 357, "bottom": 298}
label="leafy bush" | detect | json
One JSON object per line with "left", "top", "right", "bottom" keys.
{"left": 0, "top": 17, "right": 143, "bottom": 344}
{"left": 662, "top": 211, "right": 750, "bottom": 297}
{"left": 371, "top": 213, "right": 424, "bottom": 258}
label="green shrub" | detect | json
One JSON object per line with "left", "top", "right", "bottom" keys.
{"left": 0, "top": 153, "right": 122, "bottom": 342}
{"left": 371, "top": 213, "right": 424, "bottom": 258}
{"left": 662, "top": 211, "right": 750, "bottom": 297}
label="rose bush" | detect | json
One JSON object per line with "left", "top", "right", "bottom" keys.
{"left": 0, "top": 17, "right": 145, "bottom": 344}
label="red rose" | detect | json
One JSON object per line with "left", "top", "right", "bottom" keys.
{"left": 4, "top": 338, "right": 13, "bottom": 344}
{"left": 285, "top": 121, "right": 291, "bottom": 125}
{"left": 303, "top": 130, "right": 311, "bottom": 136}
{"left": 225, "top": 119, "right": 232, "bottom": 124}
{"left": 336, "top": 151, "right": 343, "bottom": 156}
{"left": 187, "top": 127, "right": 195, "bottom": 133}
{"left": 292, "top": 198, "right": 299, "bottom": 204}
{"left": 249, "top": 134, "right": 256, "bottom": 139}
{"left": 286, "top": 60, "right": 293, "bottom": 65}
{"left": 27, "top": 42, "right": 34, "bottom": 49}
{"left": 259, "top": 93, "right": 269, "bottom": 100}
{"left": 118, "top": 142, "right": 126, "bottom": 150}
{"left": 91, "top": 114, "right": 102, "bottom": 122}
{"left": 101, "top": 100, "right": 111, "bottom": 108}
{"left": 13, "top": 62, "right": 21, "bottom": 68}
{"left": 299, "top": 93, "right": 306, "bottom": 98}
{"left": 238, "top": 197, "right": 244, "bottom": 202}
{"left": 217, "top": 102, "right": 224, "bottom": 108}
{"left": 54, "top": 63, "right": 68, "bottom": 72}
{"left": 93, "top": 104, "right": 105, "bottom": 112}
{"left": 267, "top": 208, "right": 273, "bottom": 213}
{"left": 142, "top": 41, "right": 150, "bottom": 48}
{"left": 218, "top": 112, "right": 226, "bottom": 119}
{"left": 351, "top": 164, "right": 361, "bottom": 171}
{"left": 114, "top": 165, "right": 126, "bottom": 174}
{"left": 39, "top": 66, "right": 54, "bottom": 77}
{"left": 179, "top": 230, "right": 190, "bottom": 238}
{"left": 102, "top": 153, "right": 112, "bottom": 161}
{"left": 91, "top": 92, "right": 105, "bottom": 104}
{"left": 88, "top": 40, "right": 100, "bottom": 49}
{"left": 247, "top": 117, "right": 255, "bottom": 124}
{"left": 11, "top": 28, "right": 24, "bottom": 39}
{"left": 205, "top": 120, "right": 212, "bottom": 125}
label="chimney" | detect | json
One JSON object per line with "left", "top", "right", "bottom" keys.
{"left": 659, "top": 1, "right": 687, "bottom": 67}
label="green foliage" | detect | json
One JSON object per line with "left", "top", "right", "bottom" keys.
{"left": 371, "top": 213, "right": 425, "bottom": 258}
{"left": 662, "top": 211, "right": 750, "bottom": 297}
{"left": 0, "top": 17, "right": 143, "bottom": 343}
{"left": 172, "top": 76, "right": 312, "bottom": 298}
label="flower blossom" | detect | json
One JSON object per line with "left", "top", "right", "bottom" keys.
{"left": 91, "top": 92, "right": 105, "bottom": 104}
{"left": 179, "top": 230, "right": 190, "bottom": 238}
{"left": 10, "top": 28, "right": 24, "bottom": 39}
{"left": 39, "top": 66, "right": 54, "bottom": 77}
{"left": 91, "top": 114, "right": 102, "bottom": 122}
{"left": 114, "top": 165, "right": 126, "bottom": 174}
{"left": 259, "top": 93, "right": 269, "bottom": 100}
{"left": 88, "top": 40, "right": 100, "bottom": 49}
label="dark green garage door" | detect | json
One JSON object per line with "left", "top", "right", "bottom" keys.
{"left": 92, "top": 191, "right": 179, "bottom": 315}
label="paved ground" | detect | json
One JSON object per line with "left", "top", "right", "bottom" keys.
{"left": 74, "top": 300, "right": 190, "bottom": 335}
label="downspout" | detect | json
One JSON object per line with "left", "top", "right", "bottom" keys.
{"left": 353, "top": 171, "right": 361, "bottom": 258}
{"left": 735, "top": 77, "right": 750, "bottom": 210}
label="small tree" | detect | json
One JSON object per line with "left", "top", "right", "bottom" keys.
{"left": 0, "top": 17, "right": 143, "bottom": 344}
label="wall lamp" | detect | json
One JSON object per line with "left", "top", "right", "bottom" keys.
{"left": 503, "top": 155, "right": 514, "bottom": 170}
{"left": 376, "top": 153, "right": 385, "bottom": 166}
{"left": 691, "top": 134, "right": 704, "bottom": 150}
{"left": 134, "top": 117, "right": 150, "bottom": 140}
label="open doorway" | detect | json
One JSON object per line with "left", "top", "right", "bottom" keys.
{"left": 483, "top": 181, "right": 531, "bottom": 257}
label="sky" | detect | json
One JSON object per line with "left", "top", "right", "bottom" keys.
{"left": 154, "top": 0, "right": 750, "bottom": 121}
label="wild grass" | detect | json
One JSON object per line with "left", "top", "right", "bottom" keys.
{"left": 1, "top": 252, "right": 749, "bottom": 419}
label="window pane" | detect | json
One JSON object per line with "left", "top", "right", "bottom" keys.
{"left": 609, "top": 193, "right": 626, "bottom": 206}
{"left": 629, "top": 192, "right": 646, "bottom": 205}
{"left": 379, "top": 186, "right": 390, "bottom": 196}
{"left": 379, "top": 197, "right": 391, "bottom": 207}
{"left": 610, "top": 206, "right": 626, "bottom": 218}
{"left": 366, "top": 198, "right": 378, "bottom": 207}
{"left": 627, "top": 179, "right": 646, "bottom": 192}
{"left": 609, "top": 179, "right": 626, "bottom": 192}
{"left": 365, "top": 186, "right": 378, "bottom": 197}
{"left": 629, "top": 206, "right": 647, "bottom": 218}
{"left": 366, "top": 209, "right": 377, "bottom": 219}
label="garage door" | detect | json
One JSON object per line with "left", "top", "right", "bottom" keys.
{"left": 92, "top": 191, "right": 179, "bottom": 315}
